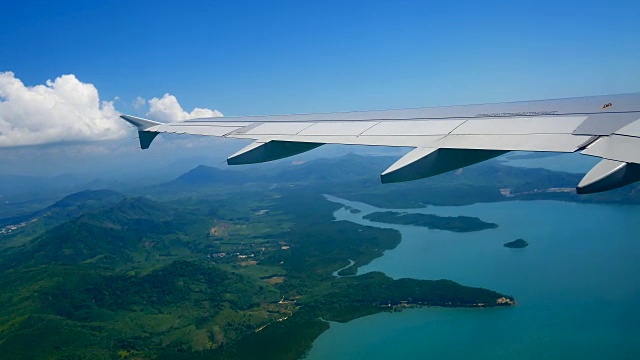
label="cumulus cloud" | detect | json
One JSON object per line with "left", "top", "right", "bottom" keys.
{"left": 147, "top": 93, "right": 223, "bottom": 122}
{"left": 0, "top": 72, "right": 224, "bottom": 148}
{"left": 132, "top": 96, "right": 146, "bottom": 109}
{"left": 0, "top": 71, "right": 128, "bottom": 147}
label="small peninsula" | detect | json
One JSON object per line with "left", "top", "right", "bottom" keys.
{"left": 363, "top": 211, "right": 498, "bottom": 232}
{"left": 504, "top": 238, "right": 529, "bottom": 248}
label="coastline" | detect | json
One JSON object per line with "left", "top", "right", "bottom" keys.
{"left": 306, "top": 195, "right": 640, "bottom": 360}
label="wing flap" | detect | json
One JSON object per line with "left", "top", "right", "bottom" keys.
{"left": 436, "top": 134, "right": 592, "bottom": 152}
{"left": 614, "top": 118, "right": 640, "bottom": 137}
{"left": 573, "top": 112, "right": 640, "bottom": 135}
{"left": 451, "top": 116, "right": 587, "bottom": 135}
{"left": 582, "top": 135, "right": 640, "bottom": 164}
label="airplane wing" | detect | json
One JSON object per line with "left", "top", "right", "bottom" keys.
{"left": 121, "top": 93, "right": 640, "bottom": 194}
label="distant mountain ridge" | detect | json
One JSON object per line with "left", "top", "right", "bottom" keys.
{"left": 172, "top": 165, "right": 251, "bottom": 185}
{"left": 45, "top": 189, "right": 124, "bottom": 209}
{"left": 166, "top": 154, "right": 397, "bottom": 188}
{"left": 0, "top": 189, "right": 125, "bottom": 227}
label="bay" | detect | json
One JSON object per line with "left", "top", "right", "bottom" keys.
{"left": 305, "top": 196, "right": 640, "bottom": 359}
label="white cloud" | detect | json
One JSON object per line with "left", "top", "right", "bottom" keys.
{"left": 0, "top": 71, "right": 128, "bottom": 147}
{"left": 147, "top": 93, "right": 223, "bottom": 122}
{"left": 0, "top": 72, "right": 224, "bottom": 149}
{"left": 133, "top": 96, "right": 146, "bottom": 109}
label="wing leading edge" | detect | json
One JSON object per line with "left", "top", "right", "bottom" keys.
{"left": 121, "top": 93, "right": 640, "bottom": 194}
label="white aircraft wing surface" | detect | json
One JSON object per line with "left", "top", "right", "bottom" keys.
{"left": 122, "top": 93, "right": 640, "bottom": 194}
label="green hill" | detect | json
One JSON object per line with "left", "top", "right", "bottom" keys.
{"left": 0, "top": 196, "right": 200, "bottom": 271}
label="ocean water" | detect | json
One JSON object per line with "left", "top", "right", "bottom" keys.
{"left": 305, "top": 196, "right": 640, "bottom": 359}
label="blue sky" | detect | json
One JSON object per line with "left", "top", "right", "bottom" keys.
{"left": 3, "top": 0, "right": 639, "bottom": 114}
{"left": 0, "top": 0, "right": 639, "bottom": 177}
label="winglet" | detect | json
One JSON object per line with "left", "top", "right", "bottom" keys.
{"left": 120, "top": 115, "right": 162, "bottom": 149}
{"left": 120, "top": 114, "right": 162, "bottom": 130}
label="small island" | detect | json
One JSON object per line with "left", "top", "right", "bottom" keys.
{"left": 504, "top": 238, "right": 528, "bottom": 248}
{"left": 363, "top": 211, "right": 498, "bottom": 232}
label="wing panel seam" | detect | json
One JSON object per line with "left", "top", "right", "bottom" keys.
{"left": 357, "top": 122, "right": 382, "bottom": 137}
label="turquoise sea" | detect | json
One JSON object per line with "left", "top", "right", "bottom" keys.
{"left": 305, "top": 195, "right": 640, "bottom": 359}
